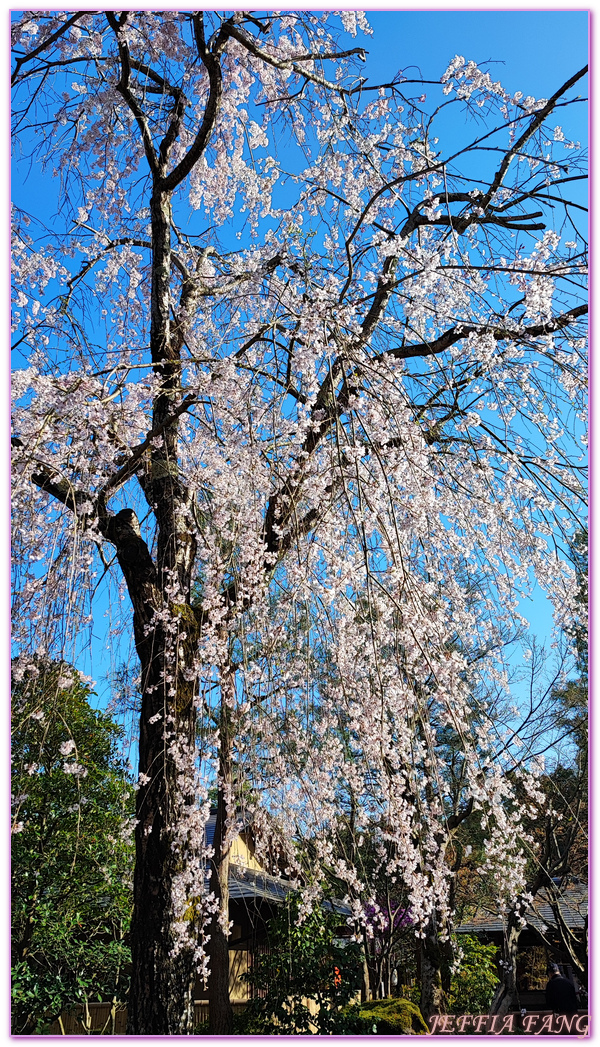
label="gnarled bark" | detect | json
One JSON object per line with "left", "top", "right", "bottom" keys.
{"left": 107, "top": 509, "right": 200, "bottom": 1034}
{"left": 489, "top": 916, "right": 521, "bottom": 1019}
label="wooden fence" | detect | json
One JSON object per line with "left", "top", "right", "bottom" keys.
{"left": 45, "top": 1001, "right": 249, "bottom": 1035}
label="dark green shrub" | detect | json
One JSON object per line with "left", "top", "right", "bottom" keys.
{"left": 448, "top": 935, "right": 500, "bottom": 1015}
{"left": 11, "top": 663, "right": 133, "bottom": 1034}
{"left": 239, "top": 892, "right": 363, "bottom": 1034}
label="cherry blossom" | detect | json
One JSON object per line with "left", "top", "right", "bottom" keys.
{"left": 11, "top": 12, "right": 586, "bottom": 1034}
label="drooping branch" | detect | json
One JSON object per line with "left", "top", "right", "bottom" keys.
{"left": 11, "top": 14, "right": 587, "bottom": 1032}
{"left": 12, "top": 436, "right": 90, "bottom": 517}
{"left": 14, "top": 433, "right": 165, "bottom": 661}
{"left": 259, "top": 291, "right": 585, "bottom": 569}
{"left": 98, "top": 394, "right": 199, "bottom": 502}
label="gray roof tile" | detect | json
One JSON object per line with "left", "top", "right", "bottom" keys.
{"left": 204, "top": 815, "right": 351, "bottom": 915}
{"left": 456, "top": 883, "right": 587, "bottom": 936}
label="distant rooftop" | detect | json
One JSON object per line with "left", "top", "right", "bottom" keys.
{"left": 204, "top": 812, "right": 351, "bottom": 916}
{"left": 457, "top": 882, "right": 587, "bottom": 936}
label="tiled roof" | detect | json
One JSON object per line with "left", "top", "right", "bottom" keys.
{"left": 456, "top": 883, "right": 587, "bottom": 936}
{"left": 457, "top": 912, "right": 505, "bottom": 934}
{"left": 229, "top": 864, "right": 293, "bottom": 905}
{"left": 205, "top": 812, "right": 249, "bottom": 850}
{"left": 228, "top": 864, "right": 351, "bottom": 916}
{"left": 204, "top": 814, "right": 351, "bottom": 916}
{"left": 527, "top": 883, "right": 587, "bottom": 933}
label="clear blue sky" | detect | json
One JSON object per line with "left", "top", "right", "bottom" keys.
{"left": 365, "top": 10, "right": 588, "bottom": 97}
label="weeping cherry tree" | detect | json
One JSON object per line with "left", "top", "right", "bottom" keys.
{"left": 11, "top": 11, "right": 587, "bottom": 1033}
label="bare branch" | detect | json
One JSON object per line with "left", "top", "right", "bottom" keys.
{"left": 481, "top": 66, "right": 588, "bottom": 208}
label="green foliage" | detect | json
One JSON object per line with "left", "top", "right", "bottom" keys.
{"left": 551, "top": 531, "right": 587, "bottom": 766}
{"left": 11, "top": 661, "right": 134, "bottom": 1033}
{"left": 342, "top": 996, "right": 429, "bottom": 1035}
{"left": 194, "top": 1011, "right": 258, "bottom": 1036}
{"left": 400, "top": 982, "right": 422, "bottom": 1006}
{"left": 448, "top": 935, "right": 500, "bottom": 1015}
{"left": 567, "top": 528, "right": 588, "bottom": 682}
{"left": 239, "top": 892, "right": 363, "bottom": 1034}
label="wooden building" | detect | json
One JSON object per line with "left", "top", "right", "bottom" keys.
{"left": 47, "top": 811, "right": 351, "bottom": 1033}
{"left": 455, "top": 880, "right": 587, "bottom": 1012}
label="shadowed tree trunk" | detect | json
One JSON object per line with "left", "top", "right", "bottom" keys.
{"left": 207, "top": 678, "right": 235, "bottom": 1034}
{"left": 489, "top": 915, "right": 521, "bottom": 1019}
{"left": 103, "top": 510, "right": 201, "bottom": 1033}
{"left": 420, "top": 918, "right": 454, "bottom": 1021}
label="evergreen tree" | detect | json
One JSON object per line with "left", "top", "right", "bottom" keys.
{"left": 11, "top": 661, "right": 134, "bottom": 1033}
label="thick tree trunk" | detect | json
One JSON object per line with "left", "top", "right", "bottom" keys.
{"left": 420, "top": 949, "right": 444, "bottom": 1020}
{"left": 361, "top": 939, "right": 373, "bottom": 1002}
{"left": 489, "top": 916, "right": 521, "bottom": 1018}
{"left": 126, "top": 615, "right": 199, "bottom": 1033}
{"left": 111, "top": 509, "right": 200, "bottom": 1033}
{"left": 579, "top": 915, "right": 588, "bottom": 989}
{"left": 207, "top": 689, "right": 235, "bottom": 1033}
{"left": 125, "top": 169, "right": 202, "bottom": 1032}
{"left": 419, "top": 921, "right": 453, "bottom": 1021}
{"left": 126, "top": 685, "right": 197, "bottom": 1031}
{"left": 361, "top": 925, "right": 381, "bottom": 1001}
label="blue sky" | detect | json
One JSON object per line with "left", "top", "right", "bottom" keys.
{"left": 11, "top": 8, "right": 589, "bottom": 235}
{"left": 362, "top": 10, "right": 588, "bottom": 209}
{"left": 10, "top": 9, "right": 588, "bottom": 713}
{"left": 365, "top": 10, "right": 588, "bottom": 96}
{"left": 358, "top": 8, "right": 587, "bottom": 665}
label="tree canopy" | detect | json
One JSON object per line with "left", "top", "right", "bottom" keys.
{"left": 11, "top": 11, "right": 587, "bottom": 1033}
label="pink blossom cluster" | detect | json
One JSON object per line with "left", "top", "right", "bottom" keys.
{"left": 11, "top": 10, "right": 586, "bottom": 971}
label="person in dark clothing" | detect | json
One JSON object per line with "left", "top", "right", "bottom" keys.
{"left": 545, "top": 965, "right": 579, "bottom": 1015}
